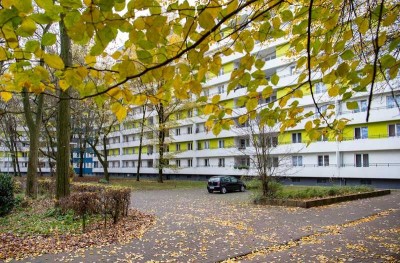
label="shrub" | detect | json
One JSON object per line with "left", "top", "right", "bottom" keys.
{"left": 0, "top": 174, "right": 15, "bottom": 216}
{"left": 13, "top": 179, "right": 23, "bottom": 194}
{"left": 38, "top": 179, "right": 55, "bottom": 196}
{"left": 59, "top": 192, "right": 101, "bottom": 232}
{"left": 266, "top": 180, "right": 283, "bottom": 198}
{"left": 71, "top": 183, "right": 105, "bottom": 193}
{"left": 244, "top": 179, "right": 261, "bottom": 190}
{"left": 98, "top": 178, "right": 109, "bottom": 184}
{"left": 103, "top": 188, "right": 131, "bottom": 224}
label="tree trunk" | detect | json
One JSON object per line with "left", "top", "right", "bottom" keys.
{"left": 23, "top": 92, "right": 44, "bottom": 199}
{"left": 157, "top": 104, "right": 165, "bottom": 183}
{"left": 102, "top": 136, "right": 109, "bottom": 182}
{"left": 56, "top": 18, "right": 72, "bottom": 199}
{"left": 136, "top": 105, "right": 146, "bottom": 181}
{"left": 78, "top": 149, "right": 85, "bottom": 177}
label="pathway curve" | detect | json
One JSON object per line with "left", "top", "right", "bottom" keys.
{"left": 20, "top": 188, "right": 400, "bottom": 262}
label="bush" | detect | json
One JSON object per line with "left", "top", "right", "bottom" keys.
{"left": 13, "top": 179, "right": 23, "bottom": 194}
{"left": 0, "top": 174, "right": 15, "bottom": 216}
{"left": 98, "top": 178, "right": 109, "bottom": 184}
{"left": 266, "top": 180, "right": 283, "bottom": 198}
{"left": 103, "top": 188, "right": 131, "bottom": 224}
{"left": 38, "top": 179, "right": 55, "bottom": 196}
{"left": 59, "top": 192, "right": 101, "bottom": 232}
{"left": 71, "top": 183, "right": 105, "bottom": 193}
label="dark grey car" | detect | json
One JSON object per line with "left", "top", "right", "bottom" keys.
{"left": 207, "top": 176, "right": 246, "bottom": 194}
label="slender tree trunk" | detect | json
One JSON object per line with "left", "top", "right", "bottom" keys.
{"left": 136, "top": 105, "right": 146, "bottom": 181}
{"left": 102, "top": 136, "right": 109, "bottom": 182}
{"left": 56, "top": 18, "right": 72, "bottom": 199}
{"left": 79, "top": 149, "right": 85, "bottom": 177}
{"left": 157, "top": 104, "right": 165, "bottom": 183}
{"left": 23, "top": 92, "right": 44, "bottom": 199}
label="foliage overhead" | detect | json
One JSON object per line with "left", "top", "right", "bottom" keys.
{"left": 0, "top": 0, "right": 399, "bottom": 139}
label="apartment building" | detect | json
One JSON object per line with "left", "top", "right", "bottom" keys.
{"left": 0, "top": 39, "right": 399, "bottom": 188}
{"left": 89, "top": 39, "right": 400, "bottom": 188}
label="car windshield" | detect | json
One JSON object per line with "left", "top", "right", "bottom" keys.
{"left": 209, "top": 177, "right": 220, "bottom": 182}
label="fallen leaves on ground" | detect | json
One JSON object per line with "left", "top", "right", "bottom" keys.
{"left": 0, "top": 209, "right": 155, "bottom": 262}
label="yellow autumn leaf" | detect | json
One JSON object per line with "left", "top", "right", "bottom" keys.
{"left": 59, "top": 79, "right": 69, "bottom": 90}
{"left": 0, "top": 91, "right": 13, "bottom": 102}
{"left": 44, "top": 53, "right": 64, "bottom": 69}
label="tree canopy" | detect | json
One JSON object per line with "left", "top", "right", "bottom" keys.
{"left": 0, "top": 0, "right": 399, "bottom": 139}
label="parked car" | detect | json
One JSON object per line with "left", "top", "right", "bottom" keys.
{"left": 207, "top": 176, "right": 246, "bottom": 194}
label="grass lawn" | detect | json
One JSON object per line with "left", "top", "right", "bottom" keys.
{"left": 110, "top": 178, "right": 206, "bottom": 190}
{"left": 244, "top": 179, "right": 374, "bottom": 200}
{"left": 0, "top": 196, "right": 96, "bottom": 235}
{"left": 74, "top": 176, "right": 206, "bottom": 190}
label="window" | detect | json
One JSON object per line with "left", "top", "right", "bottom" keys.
{"left": 318, "top": 133, "right": 328, "bottom": 142}
{"left": 267, "top": 157, "right": 279, "bottom": 168}
{"left": 218, "top": 139, "right": 225, "bottom": 148}
{"left": 175, "top": 159, "right": 181, "bottom": 167}
{"left": 176, "top": 112, "right": 181, "bottom": 120}
{"left": 204, "top": 158, "right": 210, "bottom": 167}
{"left": 318, "top": 155, "right": 329, "bottom": 166}
{"left": 218, "top": 85, "right": 225, "bottom": 94}
{"left": 176, "top": 128, "right": 181, "bottom": 136}
{"left": 176, "top": 143, "right": 181, "bottom": 151}
{"left": 265, "top": 136, "right": 278, "bottom": 147}
{"left": 197, "top": 142, "right": 202, "bottom": 150}
{"left": 188, "top": 110, "right": 193, "bottom": 118}
{"left": 148, "top": 117, "right": 154, "bottom": 125}
{"left": 387, "top": 95, "right": 400, "bottom": 108}
{"left": 388, "top": 124, "right": 400, "bottom": 137}
{"left": 292, "top": 156, "right": 303, "bottom": 167}
{"left": 264, "top": 52, "right": 276, "bottom": 61}
{"left": 292, "top": 133, "right": 302, "bottom": 143}
{"left": 354, "top": 100, "right": 367, "bottom": 113}
{"left": 218, "top": 158, "right": 225, "bottom": 167}
{"left": 291, "top": 178, "right": 300, "bottom": 182}
{"left": 218, "top": 67, "right": 224, "bottom": 76}
{"left": 315, "top": 82, "right": 326, "bottom": 94}
{"left": 355, "top": 154, "right": 369, "bottom": 167}
{"left": 360, "top": 179, "right": 372, "bottom": 185}
{"left": 188, "top": 142, "right": 193, "bottom": 150}
{"left": 147, "top": 160, "right": 153, "bottom": 168}
{"left": 187, "top": 159, "right": 193, "bottom": 167}
{"left": 289, "top": 65, "right": 296, "bottom": 75}
{"left": 239, "top": 138, "right": 250, "bottom": 149}
{"left": 203, "top": 89, "right": 209, "bottom": 97}
{"left": 355, "top": 127, "right": 368, "bottom": 139}
{"left": 204, "top": 141, "right": 210, "bottom": 149}
{"left": 187, "top": 126, "right": 192, "bottom": 134}
{"left": 147, "top": 146, "right": 153, "bottom": 155}
{"left": 315, "top": 105, "right": 328, "bottom": 117}
{"left": 234, "top": 62, "right": 240, "bottom": 70}
{"left": 317, "top": 178, "right": 327, "bottom": 184}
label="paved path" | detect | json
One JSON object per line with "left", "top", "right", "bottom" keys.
{"left": 21, "top": 189, "right": 399, "bottom": 262}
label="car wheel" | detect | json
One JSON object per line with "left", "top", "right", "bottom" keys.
{"left": 221, "top": 187, "right": 227, "bottom": 194}
{"left": 208, "top": 189, "right": 213, "bottom": 193}
{"left": 240, "top": 185, "right": 246, "bottom": 192}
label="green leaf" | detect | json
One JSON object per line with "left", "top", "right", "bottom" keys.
{"left": 44, "top": 53, "right": 64, "bottom": 69}
{"left": 340, "top": 50, "right": 354, "bottom": 60}
{"left": 17, "top": 18, "right": 36, "bottom": 37}
{"left": 346, "top": 101, "right": 359, "bottom": 110}
{"left": 198, "top": 10, "right": 214, "bottom": 30}
{"left": 136, "top": 50, "right": 153, "bottom": 64}
{"left": 35, "top": 0, "right": 54, "bottom": 9}
{"left": 211, "top": 95, "right": 220, "bottom": 104}
{"left": 30, "top": 13, "right": 54, "bottom": 24}
{"left": 271, "top": 74, "right": 279, "bottom": 85}
{"left": 60, "top": 0, "right": 82, "bottom": 8}
{"left": 41, "top": 33, "right": 56, "bottom": 46}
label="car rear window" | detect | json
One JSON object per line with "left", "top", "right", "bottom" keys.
{"left": 209, "top": 177, "right": 220, "bottom": 182}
